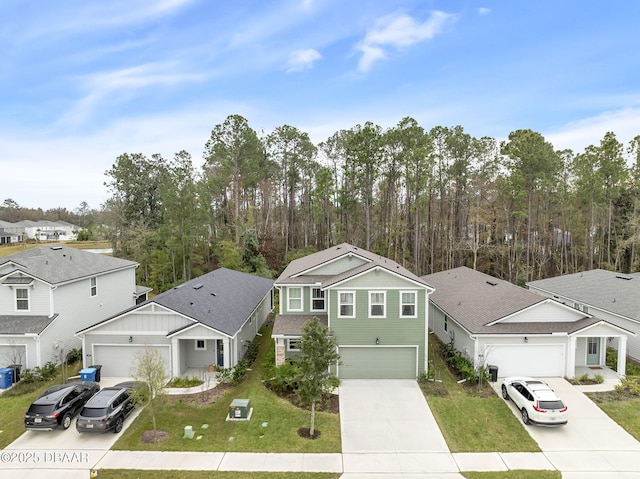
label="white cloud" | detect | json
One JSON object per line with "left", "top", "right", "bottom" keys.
{"left": 545, "top": 107, "right": 640, "bottom": 154}
{"left": 286, "top": 48, "right": 322, "bottom": 73}
{"left": 478, "top": 8, "right": 491, "bottom": 15}
{"left": 356, "top": 11, "right": 456, "bottom": 72}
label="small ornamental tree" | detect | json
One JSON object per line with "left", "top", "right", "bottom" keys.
{"left": 131, "top": 347, "right": 169, "bottom": 434}
{"left": 295, "top": 316, "right": 340, "bottom": 437}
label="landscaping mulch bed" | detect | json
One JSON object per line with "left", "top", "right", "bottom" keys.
{"left": 282, "top": 392, "right": 340, "bottom": 414}
{"left": 140, "top": 430, "right": 169, "bottom": 444}
{"left": 165, "top": 382, "right": 234, "bottom": 407}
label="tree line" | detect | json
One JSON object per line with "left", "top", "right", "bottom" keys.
{"left": 4, "top": 114, "right": 639, "bottom": 292}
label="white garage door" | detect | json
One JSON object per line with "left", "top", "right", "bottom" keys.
{"left": 92, "top": 345, "right": 171, "bottom": 378}
{"left": 487, "top": 344, "right": 565, "bottom": 377}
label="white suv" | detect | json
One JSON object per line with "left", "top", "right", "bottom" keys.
{"left": 501, "top": 377, "right": 568, "bottom": 426}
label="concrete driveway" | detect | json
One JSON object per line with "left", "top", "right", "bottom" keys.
{"left": 499, "top": 377, "right": 640, "bottom": 452}
{"left": 339, "top": 379, "right": 461, "bottom": 477}
{"left": 2, "top": 377, "right": 139, "bottom": 475}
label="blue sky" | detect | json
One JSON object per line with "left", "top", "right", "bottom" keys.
{"left": 2, "top": 0, "right": 640, "bottom": 211}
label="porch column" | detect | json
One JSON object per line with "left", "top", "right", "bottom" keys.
{"left": 617, "top": 336, "right": 627, "bottom": 377}
{"left": 171, "top": 337, "right": 179, "bottom": 378}
{"left": 567, "top": 336, "right": 577, "bottom": 379}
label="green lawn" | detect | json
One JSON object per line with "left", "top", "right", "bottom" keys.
{"left": 421, "top": 336, "right": 540, "bottom": 453}
{"left": 96, "top": 471, "right": 339, "bottom": 479}
{"left": 114, "top": 324, "right": 341, "bottom": 453}
{"left": 463, "top": 472, "right": 560, "bottom": 479}
{"left": 0, "top": 363, "right": 83, "bottom": 448}
{"left": 591, "top": 396, "right": 640, "bottom": 441}
{"left": 0, "top": 240, "right": 111, "bottom": 257}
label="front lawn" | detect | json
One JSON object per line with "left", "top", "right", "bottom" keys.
{"left": 0, "top": 362, "right": 82, "bottom": 448}
{"left": 421, "top": 335, "right": 540, "bottom": 453}
{"left": 97, "top": 471, "right": 339, "bottom": 479}
{"left": 589, "top": 376, "right": 640, "bottom": 441}
{"left": 114, "top": 323, "right": 341, "bottom": 453}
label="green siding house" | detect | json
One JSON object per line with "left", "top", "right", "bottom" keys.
{"left": 271, "top": 243, "right": 434, "bottom": 379}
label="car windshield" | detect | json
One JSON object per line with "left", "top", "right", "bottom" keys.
{"left": 28, "top": 404, "right": 55, "bottom": 414}
{"left": 81, "top": 407, "right": 107, "bottom": 418}
{"left": 539, "top": 400, "right": 564, "bottom": 410}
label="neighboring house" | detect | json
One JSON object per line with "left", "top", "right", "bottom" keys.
{"left": 0, "top": 220, "right": 24, "bottom": 244}
{"left": 423, "top": 266, "right": 633, "bottom": 379}
{"left": 0, "top": 246, "right": 147, "bottom": 369}
{"left": 271, "top": 243, "right": 435, "bottom": 379}
{"left": 527, "top": 269, "right": 640, "bottom": 364}
{"left": 77, "top": 268, "right": 274, "bottom": 378}
{"left": 15, "top": 220, "right": 79, "bottom": 241}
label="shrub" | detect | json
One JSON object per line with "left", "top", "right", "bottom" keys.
{"left": 244, "top": 338, "right": 260, "bottom": 365}
{"left": 264, "top": 362, "right": 299, "bottom": 395}
{"left": 167, "top": 375, "right": 202, "bottom": 388}
{"left": 231, "top": 360, "right": 248, "bottom": 386}
{"left": 66, "top": 348, "right": 82, "bottom": 364}
{"left": 616, "top": 376, "right": 640, "bottom": 396}
{"left": 215, "top": 367, "right": 233, "bottom": 384}
{"left": 594, "top": 374, "right": 604, "bottom": 384}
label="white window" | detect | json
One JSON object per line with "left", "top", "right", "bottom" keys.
{"left": 90, "top": 277, "right": 97, "bottom": 297}
{"left": 369, "top": 291, "right": 386, "bottom": 317}
{"left": 311, "top": 288, "right": 326, "bottom": 311}
{"left": 339, "top": 291, "right": 355, "bottom": 318}
{"left": 288, "top": 287, "right": 303, "bottom": 312}
{"left": 288, "top": 339, "right": 301, "bottom": 351}
{"left": 16, "top": 288, "right": 29, "bottom": 311}
{"left": 400, "top": 291, "right": 417, "bottom": 318}
{"left": 195, "top": 340, "right": 206, "bottom": 350}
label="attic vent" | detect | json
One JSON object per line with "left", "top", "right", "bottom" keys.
{"left": 193, "top": 283, "right": 204, "bottom": 290}
{"left": 616, "top": 275, "right": 632, "bottom": 281}
{"left": 210, "top": 292, "right": 216, "bottom": 296}
{"left": 50, "top": 246, "right": 62, "bottom": 250}
{"left": 486, "top": 280, "right": 498, "bottom": 286}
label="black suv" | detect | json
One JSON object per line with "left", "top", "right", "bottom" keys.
{"left": 76, "top": 382, "right": 136, "bottom": 434}
{"left": 25, "top": 382, "right": 100, "bottom": 430}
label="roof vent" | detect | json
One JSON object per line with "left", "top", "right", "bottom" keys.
{"left": 486, "top": 280, "right": 498, "bottom": 286}
{"left": 210, "top": 292, "right": 216, "bottom": 296}
{"left": 616, "top": 275, "right": 632, "bottom": 281}
{"left": 50, "top": 246, "right": 62, "bottom": 250}
{"left": 193, "top": 283, "right": 203, "bottom": 290}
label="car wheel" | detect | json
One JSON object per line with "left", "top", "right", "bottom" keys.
{"left": 114, "top": 416, "right": 124, "bottom": 434}
{"left": 62, "top": 413, "right": 72, "bottom": 430}
{"left": 521, "top": 408, "right": 530, "bottom": 425}
{"left": 501, "top": 385, "right": 509, "bottom": 400}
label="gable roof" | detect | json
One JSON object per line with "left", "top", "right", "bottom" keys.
{"left": 82, "top": 268, "right": 274, "bottom": 337}
{"left": 0, "top": 246, "right": 137, "bottom": 285}
{"left": 276, "top": 243, "right": 433, "bottom": 290}
{"left": 422, "top": 266, "right": 553, "bottom": 334}
{"left": 527, "top": 269, "right": 640, "bottom": 322}
{"left": 0, "top": 314, "right": 58, "bottom": 334}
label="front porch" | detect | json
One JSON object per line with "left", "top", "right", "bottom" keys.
{"left": 573, "top": 364, "right": 622, "bottom": 392}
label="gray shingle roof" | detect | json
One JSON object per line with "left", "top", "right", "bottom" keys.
{"left": 272, "top": 314, "right": 328, "bottom": 336}
{"left": 527, "top": 269, "right": 640, "bottom": 322}
{"left": 422, "top": 266, "right": 549, "bottom": 334}
{"left": 148, "top": 268, "right": 273, "bottom": 336}
{"left": 0, "top": 246, "right": 137, "bottom": 284}
{"left": 0, "top": 315, "right": 57, "bottom": 334}
{"left": 276, "top": 243, "right": 433, "bottom": 289}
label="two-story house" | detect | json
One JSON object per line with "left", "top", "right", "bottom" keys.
{"left": 271, "top": 243, "right": 435, "bottom": 379}
{"left": 0, "top": 246, "right": 147, "bottom": 370}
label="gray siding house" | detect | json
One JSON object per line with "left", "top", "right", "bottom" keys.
{"left": 77, "top": 268, "right": 274, "bottom": 378}
{"left": 527, "top": 270, "right": 640, "bottom": 364}
{"left": 272, "top": 243, "right": 434, "bottom": 379}
{"left": 0, "top": 246, "right": 145, "bottom": 369}
{"left": 424, "top": 266, "right": 633, "bottom": 379}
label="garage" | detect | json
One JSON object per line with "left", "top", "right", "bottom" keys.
{"left": 338, "top": 346, "right": 417, "bottom": 379}
{"left": 486, "top": 344, "right": 565, "bottom": 377}
{"left": 91, "top": 344, "right": 171, "bottom": 377}
{"left": 0, "top": 344, "right": 26, "bottom": 368}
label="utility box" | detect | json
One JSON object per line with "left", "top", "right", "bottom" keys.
{"left": 228, "top": 399, "right": 251, "bottom": 419}
{"left": 0, "top": 367, "right": 13, "bottom": 389}
{"left": 80, "top": 367, "right": 97, "bottom": 382}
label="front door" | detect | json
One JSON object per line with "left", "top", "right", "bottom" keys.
{"left": 216, "top": 339, "right": 224, "bottom": 367}
{"left": 587, "top": 337, "right": 600, "bottom": 366}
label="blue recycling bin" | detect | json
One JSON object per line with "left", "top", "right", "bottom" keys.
{"left": 0, "top": 367, "right": 14, "bottom": 389}
{"left": 80, "top": 367, "right": 97, "bottom": 382}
